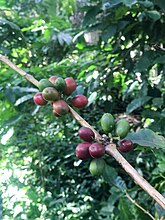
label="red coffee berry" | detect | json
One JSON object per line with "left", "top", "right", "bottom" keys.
{"left": 89, "top": 143, "right": 105, "bottom": 158}
{"left": 71, "top": 95, "right": 88, "bottom": 108}
{"left": 78, "top": 127, "right": 95, "bottom": 142}
{"left": 63, "top": 77, "right": 77, "bottom": 96}
{"left": 118, "top": 139, "right": 133, "bottom": 153}
{"left": 53, "top": 109, "right": 61, "bottom": 117}
{"left": 76, "top": 142, "right": 91, "bottom": 160}
{"left": 33, "top": 93, "right": 47, "bottom": 106}
{"left": 49, "top": 75, "right": 59, "bottom": 84}
{"left": 52, "top": 100, "right": 69, "bottom": 115}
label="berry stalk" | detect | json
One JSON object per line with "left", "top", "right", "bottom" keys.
{"left": 69, "top": 106, "right": 102, "bottom": 142}
{"left": 0, "top": 54, "right": 165, "bottom": 209}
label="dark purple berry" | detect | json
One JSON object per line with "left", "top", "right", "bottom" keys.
{"left": 75, "top": 142, "right": 91, "bottom": 160}
{"left": 89, "top": 143, "right": 105, "bottom": 158}
{"left": 78, "top": 127, "right": 95, "bottom": 142}
{"left": 118, "top": 139, "right": 133, "bottom": 153}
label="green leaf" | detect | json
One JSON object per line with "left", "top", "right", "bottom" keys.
{"left": 126, "top": 96, "right": 152, "bottom": 113}
{"left": 146, "top": 10, "right": 161, "bottom": 21}
{"left": 153, "top": 0, "right": 165, "bottom": 9}
{"left": 100, "top": 187, "right": 124, "bottom": 216}
{"left": 49, "top": 198, "right": 65, "bottom": 207}
{"left": 115, "top": 5, "right": 128, "bottom": 19}
{"left": 154, "top": 55, "right": 165, "bottom": 64}
{"left": 102, "top": 164, "right": 127, "bottom": 190}
{"left": 12, "top": 87, "right": 38, "bottom": 94}
{"left": 126, "top": 129, "right": 165, "bottom": 149}
{"left": 5, "top": 87, "right": 16, "bottom": 103}
{"left": 136, "top": 54, "right": 151, "bottom": 71}
{"left": 158, "top": 161, "right": 165, "bottom": 172}
{"left": 142, "top": 109, "right": 162, "bottom": 119}
{"left": 103, "top": 0, "right": 123, "bottom": 7}
{"left": 139, "top": 1, "right": 154, "bottom": 8}
{"left": 5, "top": 115, "right": 23, "bottom": 126}
{"left": 161, "top": 109, "right": 165, "bottom": 117}
{"left": 111, "top": 0, "right": 123, "bottom": 5}
{"left": 118, "top": 198, "right": 134, "bottom": 220}
{"left": 14, "top": 94, "right": 33, "bottom": 106}
{"left": 72, "top": 85, "right": 84, "bottom": 96}
{"left": 0, "top": 19, "right": 21, "bottom": 31}
{"left": 57, "top": 33, "right": 72, "bottom": 46}
{"left": 102, "top": 24, "right": 117, "bottom": 42}
{"left": 123, "top": 0, "right": 137, "bottom": 7}
{"left": 152, "top": 98, "right": 163, "bottom": 107}
{"left": 83, "top": 5, "right": 101, "bottom": 27}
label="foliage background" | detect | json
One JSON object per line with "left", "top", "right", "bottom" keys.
{"left": 0, "top": 0, "right": 165, "bottom": 219}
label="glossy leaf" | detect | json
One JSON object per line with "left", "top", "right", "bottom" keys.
{"left": 118, "top": 198, "right": 134, "bottom": 220}
{"left": 12, "top": 87, "right": 38, "bottom": 94}
{"left": 154, "top": 55, "right": 165, "bottom": 64}
{"left": 123, "top": 0, "right": 137, "bottom": 7}
{"left": 126, "top": 97, "right": 152, "bottom": 113}
{"left": 102, "top": 164, "right": 127, "bottom": 190}
{"left": 83, "top": 5, "right": 101, "bottom": 27}
{"left": 14, "top": 94, "right": 33, "bottom": 106}
{"left": 0, "top": 19, "right": 21, "bottom": 31}
{"left": 57, "top": 33, "right": 72, "bottom": 46}
{"left": 126, "top": 129, "right": 165, "bottom": 149}
{"left": 147, "top": 10, "right": 161, "bottom": 21}
{"left": 154, "top": 0, "right": 165, "bottom": 9}
{"left": 102, "top": 24, "right": 117, "bottom": 42}
{"left": 5, "top": 115, "right": 23, "bottom": 126}
{"left": 5, "top": 87, "right": 16, "bottom": 103}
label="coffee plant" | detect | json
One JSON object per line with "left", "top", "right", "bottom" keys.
{"left": 0, "top": 0, "right": 165, "bottom": 219}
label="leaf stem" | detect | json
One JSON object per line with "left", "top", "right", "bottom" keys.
{"left": 125, "top": 191, "right": 155, "bottom": 220}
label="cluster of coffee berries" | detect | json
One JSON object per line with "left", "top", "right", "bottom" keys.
{"left": 100, "top": 113, "right": 133, "bottom": 153}
{"left": 75, "top": 126, "right": 106, "bottom": 176}
{"left": 33, "top": 76, "right": 88, "bottom": 116}
{"left": 75, "top": 113, "right": 134, "bottom": 176}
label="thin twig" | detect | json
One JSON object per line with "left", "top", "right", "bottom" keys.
{"left": 125, "top": 191, "right": 155, "bottom": 220}
{"left": 69, "top": 106, "right": 102, "bottom": 142}
{"left": 0, "top": 54, "right": 39, "bottom": 87}
{"left": 0, "top": 54, "right": 165, "bottom": 210}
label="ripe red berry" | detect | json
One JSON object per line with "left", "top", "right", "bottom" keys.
{"left": 75, "top": 142, "right": 91, "bottom": 160}
{"left": 33, "top": 93, "right": 47, "bottom": 106}
{"left": 118, "top": 139, "right": 133, "bottom": 153}
{"left": 53, "top": 100, "right": 69, "bottom": 116}
{"left": 49, "top": 75, "right": 59, "bottom": 84}
{"left": 71, "top": 95, "right": 88, "bottom": 108}
{"left": 63, "top": 77, "right": 77, "bottom": 96}
{"left": 89, "top": 143, "right": 105, "bottom": 158}
{"left": 53, "top": 109, "right": 61, "bottom": 117}
{"left": 78, "top": 127, "right": 95, "bottom": 142}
